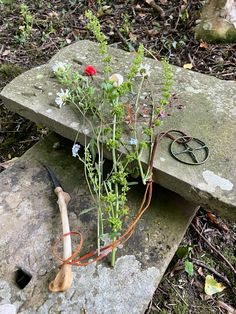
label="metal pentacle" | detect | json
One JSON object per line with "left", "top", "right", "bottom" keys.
{"left": 170, "top": 136, "right": 209, "bottom": 165}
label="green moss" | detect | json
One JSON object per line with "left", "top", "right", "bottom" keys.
{"left": 222, "top": 247, "right": 236, "bottom": 265}
{"left": 0, "top": 63, "right": 25, "bottom": 80}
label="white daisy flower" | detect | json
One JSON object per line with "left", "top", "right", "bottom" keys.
{"left": 55, "top": 88, "right": 70, "bottom": 108}
{"left": 52, "top": 61, "right": 67, "bottom": 73}
{"left": 137, "top": 63, "right": 151, "bottom": 78}
{"left": 109, "top": 73, "right": 124, "bottom": 87}
{"left": 72, "top": 143, "right": 81, "bottom": 157}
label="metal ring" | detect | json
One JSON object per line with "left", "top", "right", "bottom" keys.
{"left": 170, "top": 136, "right": 209, "bottom": 165}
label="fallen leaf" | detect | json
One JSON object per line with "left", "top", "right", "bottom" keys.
{"left": 147, "top": 29, "right": 159, "bottom": 36}
{"left": 145, "top": 0, "right": 154, "bottom": 3}
{"left": 199, "top": 41, "right": 208, "bottom": 49}
{"left": 0, "top": 157, "right": 18, "bottom": 170}
{"left": 48, "top": 11, "right": 59, "bottom": 18}
{"left": 200, "top": 293, "right": 212, "bottom": 301}
{"left": 185, "top": 260, "right": 194, "bottom": 276}
{"left": 2, "top": 50, "right": 11, "bottom": 56}
{"left": 197, "top": 267, "right": 204, "bottom": 276}
{"left": 206, "top": 211, "right": 229, "bottom": 232}
{"left": 129, "top": 32, "right": 137, "bottom": 42}
{"left": 73, "top": 29, "right": 80, "bottom": 36}
{"left": 183, "top": 63, "right": 193, "bottom": 69}
{"left": 138, "top": 13, "right": 146, "bottom": 17}
{"left": 204, "top": 275, "right": 226, "bottom": 296}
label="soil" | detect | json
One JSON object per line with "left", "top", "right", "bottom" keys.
{"left": 0, "top": 1, "right": 235, "bottom": 313}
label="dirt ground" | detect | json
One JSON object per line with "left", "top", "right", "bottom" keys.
{"left": 0, "top": 1, "right": 236, "bottom": 313}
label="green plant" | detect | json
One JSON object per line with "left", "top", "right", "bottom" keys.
{"left": 0, "top": 0, "right": 14, "bottom": 5}
{"left": 16, "top": 3, "right": 33, "bottom": 44}
{"left": 176, "top": 245, "right": 194, "bottom": 276}
{"left": 120, "top": 13, "right": 132, "bottom": 35}
{"left": 52, "top": 10, "right": 173, "bottom": 267}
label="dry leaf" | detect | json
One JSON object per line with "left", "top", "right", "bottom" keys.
{"left": 199, "top": 42, "right": 208, "bottom": 49}
{"left": 0, "top": 157, "right": 18, "bottom": 170}
{"left": 183, "top": 63, "right": 193, "bottom": 69}
{"left": 138, "top": 13, "right": 146, "bottom": 18}
{"left": 145, "top": 0, "right": 154, "bottom": 4}
{"left": 200, "top": 293, "right": 212, "bottom": 301}
{"left": 147, "top": 29, "right": 159, "bottom": 36}
{"left": 2, "top": 50, "right": 11, "bottom": 56}
{"left": 204, "top": 275, "right": 226, "bottom": 296}
{"left": 197, "top": 267, "right": 204, "bottom": 276}
{"left": 206, "top": 211, "right": 229, "bottom": 232}
{"left": 48, "top": 11, "right": 59, "bottom": 18}
{"left": 73, "top": 29, "right": 80, "bottom": 36}
{"left": 129, "top": 32, "right": 137, "bottom": 42}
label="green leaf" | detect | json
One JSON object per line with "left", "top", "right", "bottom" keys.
{"left": 204, "top": 275, "right": 226, "bottom": 296}
{"left": 78, "top": 207, "right": 96, "bottom": 216}
{"left": 176, "top": 246, "right": 191, "bottom": 259}
{"left": 184, "top": 260, "right": 194, "bottom": 276}
{"left": 89, "top": 138, "right": 97, "bottom": 163}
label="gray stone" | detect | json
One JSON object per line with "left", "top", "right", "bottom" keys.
{"left": 0, "top": 304, "right": 16, "bottom": 314}
{"left": 195, "top": 0, "right": 236, "bottom": 43}
{"left": 1, "top": 40, "right": 236, "bottom": 219}
{"left": 0, "top": 133, "right": 197, "bottom": 314}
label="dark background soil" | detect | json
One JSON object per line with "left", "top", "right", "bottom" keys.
{"left": 0, "top": 1, "right": 235, "bottom": 313}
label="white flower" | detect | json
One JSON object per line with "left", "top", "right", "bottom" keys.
{"left": 109, "top": 73, "right": 124, "bottom": 87}
{"left": 137, "top": 63, "right": 151, "bottom": 78}
{"left": 55, "top": 88, "right": 69, "bottom": 108}
{"left": 52, "top": 61, "right": 67, "bottom": 73}
{"left": 129, "top": 138, "right": 138, "bottom": 145}
{"left": 72, "top": 144, "right": 81, "bottom": 157}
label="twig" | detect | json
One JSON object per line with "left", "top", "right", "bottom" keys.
{"left": 145, "top": 0, "right": 165, "bottom": 18}
{"left": 217, "top": 300, "right": 236, "bottom": 314}
{"left": 112, "top": 25, "right": 133, "bottom": 51}
{"left": 134, "top": 7, "right": 154, "bottom": 13}
{"left": 165, "top": 278, "right": 189, "bottom": 306}
{"left": 191, "top": 223, "right": 236, "bottom": 276}
{"left": 192, "top": 258, "right": 232, "bottom": 287}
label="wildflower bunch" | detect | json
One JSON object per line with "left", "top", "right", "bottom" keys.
{"left": 52, "top": 10, "right": 173, "bottom": 266}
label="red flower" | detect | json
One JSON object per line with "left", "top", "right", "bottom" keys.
{"left": 84, "top": 66, "right": 97, "bottom": 76}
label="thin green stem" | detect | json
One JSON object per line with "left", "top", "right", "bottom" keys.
{"left": 96, "top": 125, "right": 104, "bottom": 255}
{"left": 111, "top": 244, "right": 117, "bottom": 267}
{"left": 134, "top": 76, "right": 145, "bottom": 141}
{"left": 111, "top": 113, "right": 119, "bottom": 266}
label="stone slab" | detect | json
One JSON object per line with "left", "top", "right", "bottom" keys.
{"left": 1, "top": 40, "right": 236, "bottom": 219}
{"left": 0, "top": 133, "right": 197, "bottom": 314}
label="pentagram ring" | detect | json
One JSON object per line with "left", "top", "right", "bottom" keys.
{"left": 170, "top": 136, "right": 209, "bottom": 165}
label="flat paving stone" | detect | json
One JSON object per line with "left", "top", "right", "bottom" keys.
{"left": 0, "top": 133, "right": 197, "bottom": 314}
{"left": 1, "top": 40, "right": 236, "bottom": 219}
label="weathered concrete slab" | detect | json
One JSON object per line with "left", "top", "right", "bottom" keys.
{"left": 0, "top": 133, "right": 197, "bottom": 314}
{"left": 1, "top": 40, "right": 236, "bottom": 219}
